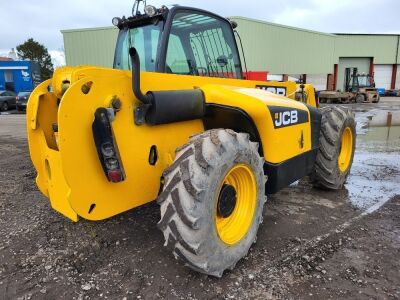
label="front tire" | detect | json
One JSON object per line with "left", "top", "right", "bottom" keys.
{"left": 341, "top": 97, "right": 350, "bottom": 104}
{"left": 157, "top": 129, "right": 266, "bottom": 277}
{"left": 310, "top": 106, "right": 356, "bottom": 189}
{"left": 1, "top": 101, "right": 8, "bottom": 111}
{"left": 356, "top": 94, "right": 365, "bottom": 103}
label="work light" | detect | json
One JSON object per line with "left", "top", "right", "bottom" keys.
{"left": 144, "top": 5, "right": 157, "bottom": 16}
{"left": 112, "top": 17, "right": 122, "bottom": 27}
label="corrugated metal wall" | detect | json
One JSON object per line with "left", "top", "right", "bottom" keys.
{"left": 231, "top": 17, "right": 335, "bottom": 74}
{"left": 61, "top": 22, "right": 400, "bottom": 80}
{"left": 61, "top": 20, "right": 337, "bottom": 74}
{"left": 335, "top": 35, "right": 399, "bottom": 64}
{"left": 62, "top": 27, "right": 118, "bottom": 67}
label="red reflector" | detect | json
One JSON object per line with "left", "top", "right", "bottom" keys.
{"left": 107, "top": 170, "right": 123, "bottom": 182}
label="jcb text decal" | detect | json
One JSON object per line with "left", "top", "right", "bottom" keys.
{"left": 268, "top": 106, "right": 309, "bottom": 129}
{"left": 256, "top": 85, "right": 287, "bottom": 96}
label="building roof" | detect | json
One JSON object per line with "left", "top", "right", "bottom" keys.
{"left": 61, "top": 26, "right": 115, "bottom": 33}
{"left": 230, "top": 16, "right": 336, "bottom": 37}
{"left": 334, "top": 33, "right": 400, "bottom": 36}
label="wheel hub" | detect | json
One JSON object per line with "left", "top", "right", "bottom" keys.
{"left": 217, "top": 184, "right": 237, "bottom": 218}
{"left": 215, "top": 163, "right": 257, "bottom": 245}
{"left": 338, "top": 127, "right": 353, "bottom": 172}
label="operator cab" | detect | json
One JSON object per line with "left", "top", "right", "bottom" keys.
{"left": 356, "top": 74, "right": 374, "bottom": 88}
{"left": 345, "top": 67, "right": 376, "bottom": 92}
{"left": 113, "top": 2, "right": 244, "bottom": 79}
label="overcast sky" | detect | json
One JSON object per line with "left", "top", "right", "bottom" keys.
{"left": 1, "top": 0, "right": 399, "bottom": 66}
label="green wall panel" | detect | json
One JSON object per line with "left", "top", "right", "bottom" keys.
{"left": 231, "top": 17, "right": 336, "bottom": 74}
{"left": 61, "top": 22, "right": 400, "bottom": 77}
{"left": 335, "top": 35, "right": 399, "bottom": 64}
{"left": 62, "top": 27, "right": 118, "bottom": 67}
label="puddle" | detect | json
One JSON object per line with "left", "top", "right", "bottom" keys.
{"left": 357, "top": 126, "right": 400, "bottom": 152}
{"left": 346, "top": 106, "right": 400, "bottom": 210}
{"left": 288, "top": 107, "right": 399, "bottom": 212}
{"left": 368, "top": 110, "right": 400, "bottom": 127}
{"left": 355, "top": 108, "right": 400, "bottom": 133}
{"left": 355, "top": 106, "right": 400, "bottom": 152}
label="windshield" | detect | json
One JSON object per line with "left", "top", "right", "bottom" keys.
{"left": 113, "top": 10, "right": 242, "bottom": 78}
{"left": 357, "top": 75, "right": 372, "bottom": 87}
{"left": 114, "top": 21, "right": 163, "bottom": 71}
{"left": 165, "top": 12, "right": 242, "bottom": 78}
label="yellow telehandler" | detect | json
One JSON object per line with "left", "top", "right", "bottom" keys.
{"left": 26, "top": 2, "right": 356, "bottom": 277}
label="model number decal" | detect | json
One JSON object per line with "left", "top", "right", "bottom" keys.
{"left": 268, "top": 106, "right": 309, "bottom": 129}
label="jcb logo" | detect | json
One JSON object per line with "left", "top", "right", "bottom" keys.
{"left": 274, "top": 111, "right": 298, "bottom": 127}
{"left": 268, "top": 106, "right": 309, "bottom": 129}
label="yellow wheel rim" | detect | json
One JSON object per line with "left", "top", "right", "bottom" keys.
{"left": 215, "top": 164, "right": 257, "bottom": 245}
{"left": 338, "top": 127, "right": 353, "bottom": 172}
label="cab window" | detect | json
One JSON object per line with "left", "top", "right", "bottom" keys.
{"left": 114, "top": 22, "right": 163, "bottom": 71}
{"left": 165, "top": 12, "right": 242, "bottom": 79}
{"left": 166, "top": 34, "right": 190, "bottom": 74}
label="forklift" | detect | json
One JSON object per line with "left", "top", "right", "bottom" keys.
{"left": 320, "top": 67, "right": 380, "bottom": 104}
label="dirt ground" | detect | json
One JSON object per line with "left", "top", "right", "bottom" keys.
{"left": 0, "top": 98, "right": 399, "bottom": 299}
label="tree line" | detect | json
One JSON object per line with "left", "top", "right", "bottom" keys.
{"left": 16, "top": 38, "right": 54, "bottom": 80}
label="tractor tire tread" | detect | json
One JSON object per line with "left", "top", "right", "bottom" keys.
{"left": 310, "top": 106, "right": 356, "bottom": 190}
{"left": 157, "top": 129, "right": 265, "bottom": 277}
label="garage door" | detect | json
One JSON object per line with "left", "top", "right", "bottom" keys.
{"left": 374, "top": 65, "right": 392, "bottom": 89}
{"left": 396, "top": 65, "right": 400, "bottom": 89}
{"left": 337, "top": 58, "right": 370, "bottom": 91}
{"left": 307, "top": 74, "right": 327, "bottom": 91}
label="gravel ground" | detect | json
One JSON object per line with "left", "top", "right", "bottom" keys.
{"left": 0, "top": 98, "right": 399, "bottom": 299}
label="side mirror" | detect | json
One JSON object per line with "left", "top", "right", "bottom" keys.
{"left": 216, "top": 55, "right": 228, "bottom": 67}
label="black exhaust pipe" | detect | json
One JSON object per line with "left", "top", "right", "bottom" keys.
{"left": 129, "top": 47, "right": 205, "bottom": 126}
{"left": 129, "top": 47, "right": 152, "bottom": 105}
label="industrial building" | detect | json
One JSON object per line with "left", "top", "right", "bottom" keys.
{"left": 0, "top": 60, "right": 41, "bottom": 93}
{"left": 61, "top": 16, "right": 400, "bottom": 92}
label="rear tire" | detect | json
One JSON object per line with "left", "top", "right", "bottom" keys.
{"left": 310, "top": 106, "right": 356, "bottom": 189}
{"left": 157, "top": 129, "right": 266, "bottom": 277}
